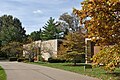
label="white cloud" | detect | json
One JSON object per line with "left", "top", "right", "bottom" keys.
{"left": 33, "top": 10, "right": 43, "bottom": 14}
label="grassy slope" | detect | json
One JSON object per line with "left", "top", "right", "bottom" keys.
{"left": 31, "top": 62, "right": 120, "bottom": 80}
{"left": 0, "top": 66, "right": 6, "bottom": 80}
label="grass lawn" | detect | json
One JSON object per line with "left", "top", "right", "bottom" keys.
{"left": 0, "top": 66, "right": 6, "bottom": 80}
{"left": 31, "top": 62, "right": 120, "bottom": 80}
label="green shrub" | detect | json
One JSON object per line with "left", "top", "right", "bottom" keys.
{"left": 9, "top": 57, "right": 17, "bottom": 61}
{"left": 80, "top": 54, "right": 85, "bottom": 63}
{"left": 0, "top": 57, "right": 6, "bottom": 60}
{"left": 17, "top": 58, "right": 25, "bottom": 62}
{"left": 48, "top": 57, "right": 66, "bottom": 63}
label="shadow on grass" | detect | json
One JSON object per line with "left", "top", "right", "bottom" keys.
{"left": 105, "top": 72, "right": 120, "bottom": 80}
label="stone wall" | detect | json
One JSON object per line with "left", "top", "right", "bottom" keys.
{"left": 23, "top": 39, "right": 58, "bottom": 61}
{"left": 41, "top": 39, "right": 57, "bottom": 60}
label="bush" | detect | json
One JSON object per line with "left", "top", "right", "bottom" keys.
{"left": 92, "top": 45, "right": 120, "bottom": 72}
{"left": 17, "top": 58, "right": 25, "bottom": 62}
{"left": 72, "top": 54, "right": 85, "bottom": 63}
{"left": 9, "top": 57, "right": 17, "bottom": 61}
{"left": 0, "top": 57, "right": 6, "bottom": 60}
{"left": 48, "top": 57, "right": 66, "bottom": 63}
{"left": 73, "top": 58, "right": 81, "bottom": 63}
{"left": 80, "top": 54, "right": 85, "bottom": 63}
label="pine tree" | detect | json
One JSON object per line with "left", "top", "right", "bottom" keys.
{"left": 41, "top": 17, "right": 62, "bottom": 40}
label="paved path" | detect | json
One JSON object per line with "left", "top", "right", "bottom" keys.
{"left": 0, "top": 62, "right": 99, "bottom": 80}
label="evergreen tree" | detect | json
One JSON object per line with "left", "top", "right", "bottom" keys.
{"left": 41, "top": 17, "right": 62, "bottom": 40}
{"left": 29, "top": 29, "right": 42, "bottom": 41}
{"left": 0, "top": 15, "right": 26, "bottom": 45}
{"left": 0, "top": 15, "right": 26, "bottom": 57}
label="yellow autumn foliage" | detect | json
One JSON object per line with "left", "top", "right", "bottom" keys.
{"left": 73, "top": 0, "right": 120, "bottom": 45}
{"left": 73, "top": 0, "right": 120, "bottom": 71}
{"left": 92, "top": 45, "right": 120, "bottom": 72}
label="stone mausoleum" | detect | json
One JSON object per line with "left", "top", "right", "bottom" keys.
{"left": 23, "top": 39, "right": 62, "bottom": 61}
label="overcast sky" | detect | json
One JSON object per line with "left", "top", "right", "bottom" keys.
{"left": 0, "top": 0, "right": 83, "bottom": 34}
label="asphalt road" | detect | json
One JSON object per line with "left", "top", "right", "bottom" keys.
{"left": 0, "top": 62, "right": 99, "bottom": 80}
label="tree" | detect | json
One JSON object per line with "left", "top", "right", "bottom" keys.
{"left": 92, "top": 45, "right": 120, "bottom": 72}
{"left": 29, "top": 29, "right": 42, "bottom": 41}
{"left": 59, "top": 13, "right": 82, "bottom": 32}
{"left": 1, "top": 41, "right": 23, "bottom": 58}
{"left": 41, "top": 17, "right": 62, "bottom": 40}
{"left": 55, "top": 21, "right": 69, "bottom": 37}
{"left": 58, "top": 32, "right": 85, "bottom": 65}
{"left": 73, "top": 0, "right": 120, "bottom": 71}
{"left": 0, "top": 15, "right": 26, "bottom": 45}
{"left": 0, "top": 15, "right": 26, "bottom": 57}
{"left": 73, "top": 0, "right": 120, "bottom": 45}
{"left": 59, "top": 13, "right": 73, "bottom": 31}
{"left": 63, "top": 32, "right": 85, "bottom": 53}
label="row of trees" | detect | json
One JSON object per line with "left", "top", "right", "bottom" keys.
{"left": 0, "top": 12, "right": 85, "bottom": 61}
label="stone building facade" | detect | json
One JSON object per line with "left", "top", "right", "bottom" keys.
{"left": 23, "top": 39, "right": 60, "bottom": 61}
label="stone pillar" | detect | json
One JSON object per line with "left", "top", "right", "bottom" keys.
{"left": 85, "top": 38, "right": 92, "bottom": 63}
{"left": 87, "top": 40, "right": 92, "bottom": 63}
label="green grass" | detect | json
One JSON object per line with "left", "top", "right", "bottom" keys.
{"left": 31, "top": 62, "right": 120, "bottom": 80}
{"left": 0, "top": 66, "right": 6, "bottom": 80}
